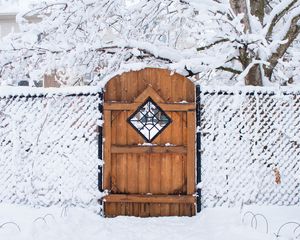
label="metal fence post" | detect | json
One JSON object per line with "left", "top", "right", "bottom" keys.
{"left": 196, "top": 85, "right": 201, "bottom": 212}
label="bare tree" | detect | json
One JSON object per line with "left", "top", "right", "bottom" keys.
{"left": 228, "top": 0, "right": 300, "bottom": 85}
{"left": 0, "top": 0, "right": 299, "bottom": 86}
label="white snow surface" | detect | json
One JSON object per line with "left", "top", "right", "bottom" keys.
{"left": 0, "top": 204, "right": 300, "bottom": 240}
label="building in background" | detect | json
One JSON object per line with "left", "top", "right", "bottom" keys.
{"left": 0, "top": 0, "right": 37, "bottom": 38}
{"left": 0, "top": 0, "right": 68, "bottom": 87}
{"left": 0, "top": 13, "right": 19, "bottom": 38}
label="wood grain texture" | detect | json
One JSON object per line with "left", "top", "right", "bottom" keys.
{"left": 104, "top": 68, "right": 195, "bottom": 103}
{"left": 187, "top": 111, "right": 196, "bottom": 195}
{"left": 103, "top": 110, "right": 111, "bottom": 190}
{"left": 103, "top": 68, "right": 196, "bottom": 217}
{"left": 111, "top": 145, "right": 187, "bottom": 154}
{"left": 104, "top": 194, "right": 195, "bottom": 203}
{"left": 104, "top": 102, "right": 195, "bottom": 111}
{"left": 104, "top": 202, "right": 195, "bottom": 217}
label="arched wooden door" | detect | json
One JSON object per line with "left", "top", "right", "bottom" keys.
{"left": 103, "top": 68, "right": 196, "bottom": 217}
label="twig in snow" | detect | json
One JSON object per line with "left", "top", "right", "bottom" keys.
{"left": 33, "top": 217, "right": 47, "bottom": 225}
{"left": 252, "top": 214, "right": 269, "bottom": 234}
{"left": 0, "top": 221, "right": 21, "bottom": 232}
{"left": 294, "top": 224, "right": 300, "bottom": 239}
{"left": 242, "top": 211, "right": 269, "bottom": 234}
{"left": 275, "top": 221, "right": 300, "bottom": 239}
{"left": 33, "top": 213, "right": 56, "bottom": 225}
{"left": 61, "top": 205, "right": 69, "bottom": 217}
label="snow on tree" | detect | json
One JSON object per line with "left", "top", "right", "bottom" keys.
{"left": 0, "top": 0, "right": 300, "bottom": 86}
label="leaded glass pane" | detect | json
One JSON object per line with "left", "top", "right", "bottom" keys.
{"left": 128, "top": 97, "right": 172, "bottom": 142}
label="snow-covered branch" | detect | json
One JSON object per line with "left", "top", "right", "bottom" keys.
{"left": 0, "top": 0, "right": 300, "bottom": 86}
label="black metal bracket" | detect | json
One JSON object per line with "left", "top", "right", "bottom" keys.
{"left": 196, "top": 85, "right": 202, "bottom": 213}
{"left": 98, "top": 91, "right": 103, "bottom": 192}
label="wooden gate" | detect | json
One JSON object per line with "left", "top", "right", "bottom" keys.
{"left": 103, "top": 68, "right": 196, "bottom": 217}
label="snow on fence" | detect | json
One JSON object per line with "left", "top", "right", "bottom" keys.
{"left": 200, "top": 86, "right": 300, "bottom": 208}
{"left": 1, "top": 85, "right": 300, "bottom": 210}
{"left": 0, "top": 87, "right": 102, "bottom": 208}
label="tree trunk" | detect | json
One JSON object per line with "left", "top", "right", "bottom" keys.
{"left": 230, "top": 0, "right": 265, "bottom": 86}
{"left": 250, "top": 0, "right": 265, "bottom": 24}
{"left": 230, "top": 0, "right": 250, "bottom": 31}
{"left": 230, "top": 0, "right": 265, "bottom": 28}
{"left": 245, "top": 65, "right": 263, "bottom": 86}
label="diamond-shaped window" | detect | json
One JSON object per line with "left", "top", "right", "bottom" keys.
{"left": 128, "top": 97, "right": 172, "bottom": 142}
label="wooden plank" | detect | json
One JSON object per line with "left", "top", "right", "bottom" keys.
{"left": 126, "top": 68, "right": 138, "bottom": 102}
{"left": 149, "top": 154, "right": 161, "bottom": 215}
{"left": 116, "top": 154, "right": 126, "bottom": 193}
{"left": 135, "top": 70, "right": 148, "bottom": 102}
{"left": 172, "top": 73, "right": 184, "bottom": 103}
{"left": 103, "top": 110, "right": 111, "bottom": 190}
{"left": 117, "top": 112, "right": 128, "bottom": 193}
{"left": 127, "top": 203, "right": 133, "bottom": 216}
{"left": 111, "top": 154, "right": 118, "bottom": 193}
{"left": 159, "top": 69, "right": 172, "bottom": 102}
{"left": 182, "top": 112, "right": 188, "bottom": 194}
{"left": 179, "top": 203, "right": 195, "bottom": 217}
{"left": 185, "top": 75, "right": 196, "bottom": 102}
{"left": 158, "top": 109, "right": 172, "bottom": 215}
{"left": 172, "top": 155, "right": 184, "bottom": 194}
{"left": 104, "top": 102, "right": 195, "bottom": 111}
{"left": 139, "top": 203, "right": 150, "bottom": 217}
{"left": 172, "top": 112, "right": 183, "bottom": 145}
{"left": 133, "top": 203, "right": 140, "bottom": 217}
{"left": 149, "top": 203, "right": 161, "bottom": 217}
{"left": 120, "top": 71, "right": 129, "bottom": 101}
{"left": 160, "top": 153, "right": 172, "bottom": 194}
{"left": 120, "top": 202, "right": 126, "bottom": 215}
{"left": 104, "top": 76, "right": 118, "bottom": 101}
{"left": 172, "top": 112, "right": 184, "bottom": 194}
{"left": 169, "top": 203, "right": 180, "bottom": 216}
{"left": 160, "top": 109, "right": 174, "bottom": 194}
{"left": 182, "top": 156, "right": 187, "bottom": 194}
{"left": 127, "top": 153, "right": 139, "bottom": 194}
{"left": 104, "top": 194, "right": 196, "bottom": 204}
{"left": 182, "top": 112, "right": 187, "bottom": 145}
{"left": 187, "top": 111, "right": 196, "bottom": 195}
{"left": 104, "top": 202, "right": 119, "bottom": 217}
{"left": 126, "top": 109, "right": 139, "bottom": 194}
{"left": 110, "top": 111, "right": 118, "bottom": 193}
{"left": 149, "top": 153, "right": 161, "bottom": 194}
{"left": 127, "top": 108, "right": 143, "bottom": 145}
{"left": 160, "top": 203, "right": 170, "bottom": 216}
{"left": 179, "top": 204, "right": 186, "bottom": 216}
{"left": 111, "top": 145, "right": 187, "bottom": 154}
{"left": 138, "top": 154, "right": 149, "bottom": 194}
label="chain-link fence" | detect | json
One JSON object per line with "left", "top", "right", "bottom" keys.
{"left": 1, "top": 85, "right": 299, "bottom": 210}
{"left": 0, "top": 88, "right": 102, "bottom": 208}
{"left": 200, "top": 87, "right": 300, "bottom": 208}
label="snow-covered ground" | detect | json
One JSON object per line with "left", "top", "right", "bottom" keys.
{"left": 0, "top": 204, "right": 299, "bottom": 240}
